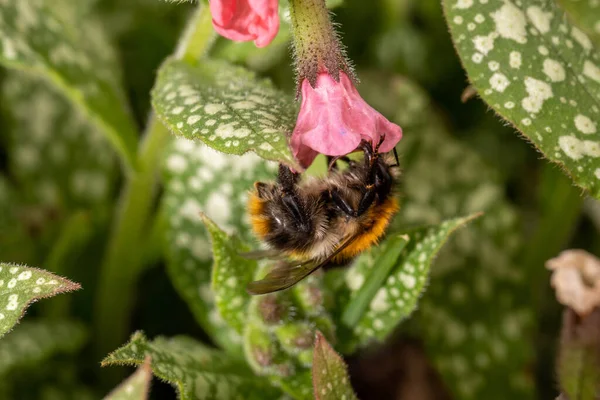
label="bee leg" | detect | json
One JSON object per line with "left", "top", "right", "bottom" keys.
{"left": 356, "top": 187, "right": 377, "bottom": 216}
{"left": 281, "top": 194, "right": 312, "bottom": 233}
{"left": 391, "top": 147, "right": 400, "bottom": 168}
{"left": 278, "top": 164, "right": 312, "bottom": 232}
{"left": 330, "top": 189, "right": 357, "bottom": 217}
{"left": 374, "top": 134, "right": 386, "bottom": 153}
{"left": 358, "top": 140, "right": 375, "bottom": 166}
{"left": 331, "top": 186, "right": 377, "bottom": 218}
{"left": 278, "top": 164, "right": 300, "bottom": 191}
{"left": 254, "top": 182, "right": 270, "bottom": 198}
{"left": 356, "top": 147, "right": 386, "bottom": 215}
{"left": 327, "top": 156, "right": 353, "bottom": 171}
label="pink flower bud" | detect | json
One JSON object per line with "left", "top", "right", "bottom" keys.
{"left": 209, "top": 0, "right": 279, "bottom": 48}
{"left": 290, "top": 72, "right": 403, "bottom": 168}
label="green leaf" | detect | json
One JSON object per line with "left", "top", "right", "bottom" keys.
{"left": 340, "top": 216, "right": 479, "bottom": 347}
{"left": 341, "top": 234, "right": 409, "bottom": 327}
{"left": 102, "top": 332, "right": 279, "bottom": 400}
{"left": 244, "top": 267, "right": 335, "bottom": 400}
{"left": 161, "top": 138, "right": 275, "bottom": 353}
{"left": 359, "top": 74, "right": 535, "bottom": 399}
{"left": 443, "top": 0, "right": 600, "bottom": 198}
{"left": 0, "top": 320, "right": 87, "bottom": 376}
{"left": 202, "top": 215, "right": 254, "bottom": 335}
{"left": 0, "top": 263, "right": 80, "bottom": 338}
{"left": 152, "top": 59, "right": 298, "bottom": 167}
{"left": 104, "top": 357, "right": 152, "bottom": 400}
{"left": 2, "top": 72, "right": 117, "bottom": 209}
{"left": 0, "top": 0, "right": 138, "bottom": 169}
{"left": 312, "top": 332, "right": 357, "bottom": 400}
{"left": 557, "top": 0, "right": 600, "bottom": 45}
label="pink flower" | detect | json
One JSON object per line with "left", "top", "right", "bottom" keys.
{"left": 209, "top": 0, "right": 279, "bottom": 48}
{"left": 291, "top": 71, "right": 403, "bottom": 168}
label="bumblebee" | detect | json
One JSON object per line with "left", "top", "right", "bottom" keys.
{"left": 245, "top": 138, "right": 400, "bottom": 295}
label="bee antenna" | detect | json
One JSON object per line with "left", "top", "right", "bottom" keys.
{"left": 392, "top": 147, "right": 400, "bottom": 168}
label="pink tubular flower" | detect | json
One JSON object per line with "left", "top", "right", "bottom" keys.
{"left": 209, "top": 0, "right": 279, "bottom": 48}
{"left": 290, "top": 71, "right": 403, "bottom": 168}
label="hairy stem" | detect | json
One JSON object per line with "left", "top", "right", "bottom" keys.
{"left": 93, "top": 3, "right": 216, "bottom": 360}
{"left": 289, "top": 0, "right": 349, "bottom": 88}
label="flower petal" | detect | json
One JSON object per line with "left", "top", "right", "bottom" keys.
{"left": 290, "top": 72, "right": 402, "bottom": 168}
{"left": 210, "top": 0, "right": 279, "bottom": 47}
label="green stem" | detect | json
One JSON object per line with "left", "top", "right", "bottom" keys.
{"left": 289, "top": 0, "right": 348, "bottom": 86}
{"left": 42, "top": 210, "right": 92, "bottom": 319}
{"left": 93, "top": 3, "right": 216, "bottom": 360}
{"left": 522, "top": 165, "right": 583, "bottom": 286}
{"left": 523, "top": 164, "right": 584, "bottom": 397}
{"left": 141, "top": 203, "right": 167, "bottom": 268}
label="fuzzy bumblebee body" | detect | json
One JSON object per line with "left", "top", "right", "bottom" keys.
{"left": 245, "top": 140, "right": 400, "bottom": 294}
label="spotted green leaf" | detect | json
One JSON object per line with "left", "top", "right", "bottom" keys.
{"left": 161, "top": 138, "right": 275, "bottom": 353}
{"left": 0, "top": 320, "right": 87, "bottom": 375}
{"left": 398, "top": 90, "right": 535, "bottom": 400}
{"left": 339, "top": 216, "right": 478, "bottom": 347}
{"left": 0, "top": 263, "right": 80, "bottom": 338}
{"left": 360, "top": 74, "right": 535, "bottom": 399}
{"left": 0, "top": 0, "right": 138, "bottom": 169}
{"left": 152, "top": 59, "right": 298, "bottom": 167}
{"left": 341, "top": 235, "right": 410, "bottom": 327}
{"left": 2, "top": 72, "right": 117, "bottom": 210}
{"left": 244, "top": 266, "right": 335, "bottom": 400}
{"left": 102, "top": 332, "right": 279, "bottom": 400}
{"left": 202, "top": 215, "right": 254, "bottom": 334}
{"left": 312, "top": 332, "right": 357, "bottom": 400}
{"left": 557, "top": 0, "right": 600, "bottom": 45}
{"left": 443, "top": 0, "right": 600, "bottom": 198}
{"left": 104, "top": 357, "right": 152, "bottom": 400}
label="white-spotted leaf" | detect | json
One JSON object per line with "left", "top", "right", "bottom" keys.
{"left": 243, "top": 266, "right": 336, "bottom": 400}
{"left": 342, "top": 216, "right": 479, "bottom": 346}
{"left": 312, "top": 331, "right": 357, "bottom": 400}
{"left": 242, "top": 261, "right": 336, "bottom": 399}
{"left": 0, "top": 263, "right": 81, "bottom": 338}
{"left": 341, "top": 235, "right": 410, "bottom": 327}
{"left": 104, "top": 357, "right": 152, "bottom": 400}
{"left": 443, "top": 0, "right": 600, "bottom": 198}
{"left": 359, "top": 74, "right": 535, "bottom": 399}
{"left": 2, "top": 72, "right": 117, "bottom": 209}
{"left": 202, "top": 215, "right": 254, "bottom": 335}
{"left": 0, "top": 0, "right": 138, "bottom": 169}
{"left": 152, "top": 59, "right": 298, "bottom": 167}
{"left": 161, "top": 138, "right": 275, "bottom": 353}
{"left": 557, "top": 0, "right": 600, "bottom": 45}
{"left": 0, "top": 320, "right": 87, "bottom": 375}
{"left": 102, "top": 332, "right": 279, "bottom": 400}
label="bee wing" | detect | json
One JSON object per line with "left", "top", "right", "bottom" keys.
{"left": 239, "top": 249, "right": 285, "bottom": 260}
{"left": 246, "top": 235, "right": 358, "bottom": 295}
